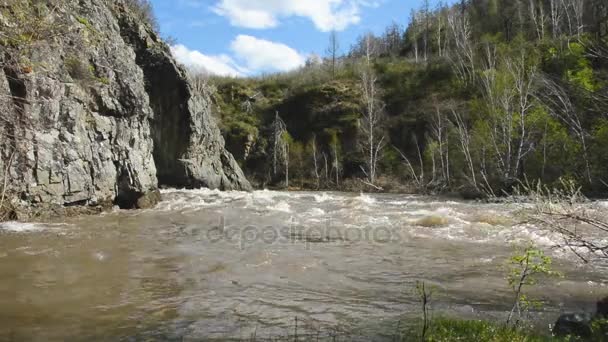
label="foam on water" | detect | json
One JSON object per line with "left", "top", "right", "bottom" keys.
{"left": 267, "top": 201, "right": 291, "bottom": 213}
{"left": 313, "top": 193, "right": 334, "bottom": 203}
{"left": 356, "top": 193, "right": 376, "bottom": 205}
{"left": 0, "top": 221, "right": 66, "bottom": 233}
{"left": 304, "top": 208, "right": 326, "bottom": 217}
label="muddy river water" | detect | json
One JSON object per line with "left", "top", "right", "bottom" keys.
{"left": 0, "top": 189, "right": 606, "bottom": 340}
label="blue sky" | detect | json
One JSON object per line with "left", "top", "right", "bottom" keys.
{"left": 151, "top": 0, "right": 449, "bottom": 76}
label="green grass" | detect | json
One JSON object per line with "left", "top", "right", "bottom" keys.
{"left": 414, "top": 317, "right": 608, "bottom": 342}
{"left": 421, "top": 318, "right": 555, "bottom": 342}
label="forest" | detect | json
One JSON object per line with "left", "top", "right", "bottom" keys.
{"left": 208, "top": 0, "right": 608, "bottom": 197}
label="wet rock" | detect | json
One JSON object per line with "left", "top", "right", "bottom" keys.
{"left": 135, "top": 189, "right": 161, "bottom": 209}
{"left": 553, "top": 313, "right": 594, "bottom": 338}
{"left": 553, "top": 297, "right": 608, "bottom": 338}
{"left": 598, "top": 297, "right": 608, "bottom": 317}
{"left": 458, "top": 186, "right": 485, "bottom": 200}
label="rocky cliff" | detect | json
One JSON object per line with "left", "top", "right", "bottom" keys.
{"left": 0, "top": 0, "right": 251, "bottom": 219}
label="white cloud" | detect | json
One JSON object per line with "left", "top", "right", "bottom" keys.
{"left": 230, "top": 35, "right": 305, "bottom": 73}
{"left": 170, "top": 44, "right": 244, "bottom": 77}
{"left": 212, "top": 0, "right": 374, "bottom": 31}
{"left": 170, "top": 37, "right": 305, "bottom": 76}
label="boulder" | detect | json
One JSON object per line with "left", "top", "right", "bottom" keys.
{"left": 598, "top": 297, "right": 608, "bottom": 317}
{"left": 135, "top": 189, "right": 162, "bottom": 209}
{"left": 553, "top": 313, "right": 594, "bottom": 338}
{"left": 553, "top": 297, "right": 608, "bottom": 338}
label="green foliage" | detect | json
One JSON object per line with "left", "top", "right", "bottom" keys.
{"left": 506, "top": 246, "right": 562, "bottom": 325}
{"left": 211, "top": 0, "right": 608, "bottom": 192}
{"left": 76, "top": 16, "right": 92, "bottom": 29}
{"left": 590, "top": 319, "right": 608, "bottom": 340}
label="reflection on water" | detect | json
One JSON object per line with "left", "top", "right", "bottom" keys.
{"left": 0, "top": 189, "right": 606, "bottom": 340}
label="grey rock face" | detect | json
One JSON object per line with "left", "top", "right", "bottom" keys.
{"left": 117, "top": 11, "right": 251, "bottom": 191}
{"left": 0, "top": 0, "right": 250, "bottom": 218}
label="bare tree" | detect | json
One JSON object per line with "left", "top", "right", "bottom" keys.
{"left": 358, "top": 34, "right": 386, "bottom": 186}
{"left": 383, "top": 22, "right": 403, "bottom": 56}
{"left": 451, "top": 109, "right": 478, "bottom": 189}
{"left": 326, "top": 30, "right": 340, "bottom": 78}
{"left": 436, "top": 2, "right": 447, "bottom": 57}
{"left": 409, "top": 9, "right": 421, "bottom": 63}
{"left": 517, "top": 180, "right": 608, "bottom": 263}
{"left": 447, "top": 7, "right": 475, "bottom": 84}
{"left": 332, "top": 140, "right": 340, "bottom": 187}
{"left": 125, "top": 0, "right": 160, "bottom": 32}
{"left": 272, "top": 111, "right": 287, "bottom": 177}
{"left": 537, "top": 75, "right": 593, "bottom": 184}
{"left": 549, "top": 0, "right": 564, "bottom": 38}
{"left": 508, "top": 54, "right": 537, "bottom": 179}
{"left": 422, "top": 0, "right": 431, "bottom": 62}
{"left": 311, "top": 134, "right": 320, "bottom": 189}
{"left": 560, "top": 0, "right": 585, "bottom": 37}
{"left": 430, "top": 106, "right": 450, "bottom": 185}
{"left": 323, "top": 152, "right": 329, "bottom": 184}
{"left": 529, "top": 0, "right": 546, "bottom": 41}
{"left": 395, "top": 145, "right": 424, "bottom": 189}
{"left": 284, "top": 138, "right": 290, "bottom": 188}
{"left": 480, "top": 48, "right": 537, "bottom": 185}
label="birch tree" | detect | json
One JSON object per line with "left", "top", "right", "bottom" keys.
{"left": 310, "top": 134, "right": 320, "bottom": 189}
{"left": 481, "top": 49, "right": 538, "bottom": 184}
{"left": 451, "top": 109, "right": 478, "bottom": 189}
{"left": 358, "top": 34, "right": 386, "bottom": 185}
{"left": 430, "top": 106, "right": 450, "bottom": 184}
{"left": 447, "top": 7, "right": 475, "bottom": 84}
{"left": 537, "top": 76, "right": 593, "bottom": 183}
{"left": 529, "top": 0, "right": 546, "bottom": 41}
{"left": 423, "top": 0, "right": 431, "bottom": 62}
{"left": 410, "top": 9, "right": 420, "bottom": 63}
{"left": 549, "top": 0, "right": 563, "bottom": 38}
{"left": 272, "top": 111, "right": 287, "bottom": 177}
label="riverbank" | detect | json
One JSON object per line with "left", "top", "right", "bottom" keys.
{"left": 244, "top": 316, "right": 607, "bottom": 341}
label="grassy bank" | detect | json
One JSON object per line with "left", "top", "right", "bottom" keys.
{"left": 236, "top": 317, "right": 607, "bottom": 341}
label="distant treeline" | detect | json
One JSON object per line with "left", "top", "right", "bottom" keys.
{"left": 210, "top": 0, "right": 608, "bottom": 195}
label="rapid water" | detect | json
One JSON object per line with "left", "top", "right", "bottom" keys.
{"left": 0, "top": 190, "right": 606, "bottom": 341}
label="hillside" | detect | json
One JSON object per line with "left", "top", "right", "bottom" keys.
{"left": 213, "top": 0, "right": 608, "bottom": 196}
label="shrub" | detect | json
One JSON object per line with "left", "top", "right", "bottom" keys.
{"left": 124, "top": 0, "right": 159, "bottom": 33}
{"left": 65, "top": 57, "right": 94, "bottom": 82}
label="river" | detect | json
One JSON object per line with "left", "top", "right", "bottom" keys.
{"left": 0, "top": 189, "right": 606, "bottom": 341}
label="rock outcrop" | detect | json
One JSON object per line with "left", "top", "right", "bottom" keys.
{"left": 117, "top": 12, "right": 251, "bottom": 191}
{"left": 0, "top": 0, "right": 250, "bottom": 219}
{"left": 553, "top": 297, "right": 608, "bottom": 339}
